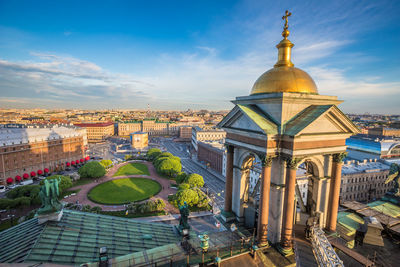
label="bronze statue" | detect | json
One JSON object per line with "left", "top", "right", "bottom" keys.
{"left": 178, "top": 201, "right": 190, "bottom": 231}
{"left": 37, "top": 177, "right": 63, "bottom": 215}
{"left": 386, "top": 163, "right": 400, "bottom": 197}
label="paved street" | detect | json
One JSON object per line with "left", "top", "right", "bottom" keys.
{"left": 160, "top": 139, "right": 226, "bottom": 209}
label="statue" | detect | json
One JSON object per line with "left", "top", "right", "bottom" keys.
{"left": 385, "top": 163, "right": 400, "bottom": 197}
{"left": 37, "top": 177, "right": 63, "bottom": 215}
{"left": 178, "top": 201, "right": 190, "bottom": 234}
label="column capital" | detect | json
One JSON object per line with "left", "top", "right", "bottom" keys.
{"left": 261, "top": 155, "right": 274, "bottom": 167}
{"left": 332, "top": 152, "right": 347, "bottom": 163}
{"left": 285, "top": 156, "right": 302, "bottom": 170}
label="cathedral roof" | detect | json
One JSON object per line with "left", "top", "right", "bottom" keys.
{"left": 0, "top": 209, "right": 180, "bottom": 265}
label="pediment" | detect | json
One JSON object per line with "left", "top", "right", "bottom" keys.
{"left": 218, "top": 104, "right": 278, "bottom": 135}
{"left": 284, "top": 105, "right": 360, "bottom": 136}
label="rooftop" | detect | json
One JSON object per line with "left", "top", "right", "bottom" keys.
{"left": 341, "top": 160, "right": 390, "bottom": 175}
{"left": 0, "top": 209, "right": 180, "bottom": 265}
{"left": 0, "top": 126, "right": 86, "bottom": 147}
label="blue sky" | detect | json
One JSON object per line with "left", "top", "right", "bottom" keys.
{"left": 0, "top": 0, "right": 399, "bottom": 113}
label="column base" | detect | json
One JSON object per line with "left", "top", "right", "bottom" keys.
{"left": 258, "top": 240, "right": 270, "bottom": 248}
{"left": 277, "top": 244, "right": 294, "bottom": 257}
{"left": 221, "top": 210, "right": 235, "bottom": 223}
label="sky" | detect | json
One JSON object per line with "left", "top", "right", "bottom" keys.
{"left": 0, "top": 0, "right": 399, "bottom": 113}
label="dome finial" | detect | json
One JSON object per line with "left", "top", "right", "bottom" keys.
{"left": 274, "top": 10, "right": 294, "bottom": 68}
{"left": 282, "top": 10, "right": 292, "bottom": 39}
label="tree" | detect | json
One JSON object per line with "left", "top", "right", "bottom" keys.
{"left": 174, "top": 189, "right": 199, "bottom": 207}
{"left": 186, "top": 173, "right": 204, "bottom": 188}
{"left": 100, "top": 159, "right": 113, "bottom": 168}
{"left": 178, "top": 183, "right": 190, "bottom": 191}
{"left": 42, "top": 175, "right": 73, "bottom": 193}
{"left": 175, "top": 172, "right": 188, "bottom": 184}
{"left": 78, "top": 161, "right": 106, "bottom": 178}
{"left": 158, "top": 158, "right": 182, "bottom": 177}
{"left": 147, "top": 148, "right": 162, "bottom": 161}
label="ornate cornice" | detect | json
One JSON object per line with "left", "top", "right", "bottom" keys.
{"left": 332, "top": 152, "right": 347, "bottom": 163}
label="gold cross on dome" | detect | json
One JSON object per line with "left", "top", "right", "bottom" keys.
{"left": 282, "top": 10, "right": 292, "bottom": 31}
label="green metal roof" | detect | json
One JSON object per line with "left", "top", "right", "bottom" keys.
{"left": 283, "top": 105, "right": 333, "bottom": 136}
{"left": 0, "top": 209, "right": 180, "bottom": 265}
{"left": 0, "top": 217, "right": 45, "bottom": 263}
{"left": 237, "top": 104, "right": 278, "bottom": 135}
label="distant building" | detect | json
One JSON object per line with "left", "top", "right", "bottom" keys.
{"left": 178, "top": 126, "right": 192, "bottom": 141}
{"left": 0, "top": 125, "right": 87, "bottom": 185}
{"left": 191, "top": 126, "right": 226, "bottom": 151}
{"left": 130, "top": 131, "right": 148, "bottom": 150}
{"left": 118, "top": 121, "right": 141, "bottom": 136}
{"left": 74, "top": 122, "right": 114, "bottom": 143}
{"left": 197, "top": 141, "right": 226, "bottom": 176}
{"left": 368, "top": 127, "right": 400, "bottom": 137}
{"left": 340, "top": 160, "right": 393, "bottom": 202}
{"left": 346, "top": 135, "right": 400, "bottom": 162}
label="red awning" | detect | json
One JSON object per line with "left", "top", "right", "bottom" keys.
{"left": 30, "top": 171, "right": 36, "bottom": 177}
{"left": 71, "top": 161, "right": 75, "bottom": 165}
{"left": 6, "top": 177, "right": 13, "bottom": 184}
{"left": 37, "top": 170, "right": 43, "bottom": 175}
{"left": 23, "top": 173, "right": 29, "bottom": 179}
{"left": 44, "top": 168, "right": 49, "bottom": 173}
{"left": 80, "top": 158, "right": 84, "bottom": 163}
{"left": 75, "top": 160, "right": 79, "bottom": 164}
{"left": 15, "top": 175, "right": 22, "bottom": 181}
{"left": 66, "top": 162, "right": 71, "bottom": 167}
{"left": 85, "top": 156, "right": 90, "bottom": 161}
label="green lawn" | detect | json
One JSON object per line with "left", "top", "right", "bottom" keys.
{"left": 88, "top": 178, "right": 161, "bottom": 204}
{"left": 113, "top": 163, "right": 150, "bottom": 176}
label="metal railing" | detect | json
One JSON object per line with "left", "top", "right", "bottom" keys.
{"left": 310, "top": 226, "right": 344, "bottom": 267}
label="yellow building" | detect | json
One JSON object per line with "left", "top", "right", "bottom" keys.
{"left": 74, "top": 122, "right": 114, "bottom": 143}
{"left": 130, "top": 131, "right": 148, "bottom": 150}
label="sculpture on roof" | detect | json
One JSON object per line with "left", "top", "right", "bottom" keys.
{"left": 178, "top": 201, "right": 190, "bottom": 232}
{"left": 385, "top": 163, "right": 400, "bottom": 197}
{"left": 37, "top": 177, "right": 63, "bottom": 215}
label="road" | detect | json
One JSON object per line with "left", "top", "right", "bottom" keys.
{"left": 160, "top": 138, "right": 226, "bottom": 209}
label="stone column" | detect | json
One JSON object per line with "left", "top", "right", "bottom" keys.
{"left": 224, "top": 145, "right": 234, "bottom": 212}
{"left": 257, "top": 156, "right": 273, "bottom": 247}
{"left": 327, "top": 153, "right": 346, "bottom": 232}
{"left": 280, "top": 157, "right": 300, "bottom": 253}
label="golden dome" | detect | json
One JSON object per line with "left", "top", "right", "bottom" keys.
{"left": 250, "top": 66, "right": 318, "bottom": 95}
{"left": 250, "top": 10, "right": 318, "bottom": 95}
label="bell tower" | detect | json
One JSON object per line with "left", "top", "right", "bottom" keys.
{"left": 218, "top": 10, "right": 359, "bottom": 254}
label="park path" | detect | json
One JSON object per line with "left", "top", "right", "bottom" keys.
{"left": 64, "top": 160, "right": 178, "bottom": 213}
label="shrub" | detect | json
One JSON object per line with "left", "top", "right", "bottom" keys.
{"left": 41, "top": 175, "right": 73, "bottom": 193}
{"left": 0, "top": 197, "right": 31, "bottom": 209}
{"left": 147, "top": 148, "right": 162, "bottom": 161}
{"left": 186, "top": 173, "right": 204, "bottom": 188}
{"left": 78, "top": 161, "right": 106, "bottom": 178}
{"left": 126, "top": 199, "right": 165, "bottom": 214}
{"left": 6, "top": 185, "right": 40, "bottom": 199}
{"left": 90, "top": 206, "right": 102, "bottom": 213}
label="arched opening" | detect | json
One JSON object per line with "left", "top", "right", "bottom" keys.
{"left": 295, "top": 159, "right": 321, "bottom": 227}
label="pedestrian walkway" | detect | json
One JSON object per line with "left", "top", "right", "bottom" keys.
{"left": 64, "top": 160, "right": 178, "bottom": 213}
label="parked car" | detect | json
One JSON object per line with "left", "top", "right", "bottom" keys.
{"left": 38, "top": 176, "right": 47, "bottom": 180}
{"left": 0, "top": 185, "right": 6, "bottom": 193}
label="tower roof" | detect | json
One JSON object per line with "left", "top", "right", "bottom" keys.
{"left": 250, "top": 10, "right": 318, "bottom": 95}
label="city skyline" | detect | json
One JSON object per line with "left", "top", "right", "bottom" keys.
{"left": 0, "top": 0, "right": 399, "bottom": 113}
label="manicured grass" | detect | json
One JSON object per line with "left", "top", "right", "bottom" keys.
{"left": 88, "top": 178, "right": 161, "bottom": 204}
{"left": 113, "top": 163, "right": 150, "bottom": 176}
